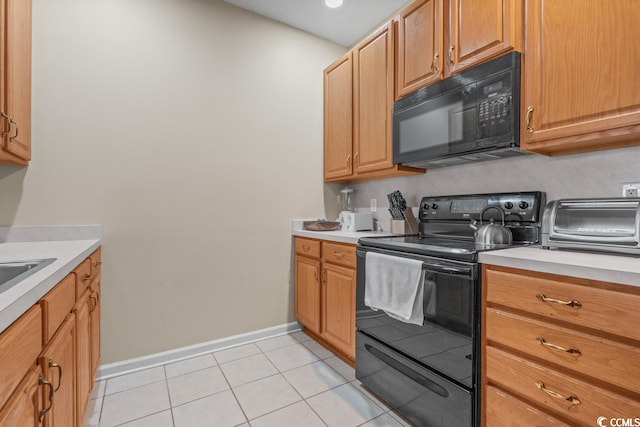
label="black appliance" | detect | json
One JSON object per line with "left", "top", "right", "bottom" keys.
{"left": 393, "top": 52, "right": 526, "bottom": 169}
{"left": 355, "top": 191, "right": 545, "bottom": 427}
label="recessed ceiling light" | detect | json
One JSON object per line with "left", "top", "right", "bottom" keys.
{"left": 325, "top": 0, "right": 343, "bottom": 8}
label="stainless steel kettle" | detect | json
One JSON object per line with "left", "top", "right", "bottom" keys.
{"left": 470, "top": 206, "right": 512, "bottom": 246}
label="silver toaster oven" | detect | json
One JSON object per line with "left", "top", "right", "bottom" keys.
{"left": 541, "top": 198, "right": 640, "bottom": 255}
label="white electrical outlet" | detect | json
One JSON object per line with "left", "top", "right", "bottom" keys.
{"left": 370, "top": 198, "right": 377, "bottom": 212}
{"left": 622, "top": 183, "right": 640, "bottom": 197}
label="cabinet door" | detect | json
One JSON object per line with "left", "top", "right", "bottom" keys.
{"left": 295, "top": 255, "right": 321, "bottom": 335}
{"left": 40, "top": 315, "right": 76, "bottom": 427}
{"left": 90, "top": 281, "right": 100, "bottom": 380}
{"left": 74, "top": 292, "right": 91, "bottom": 427}
{"left": 396, "top": 0, "right": 444, "bottom": 98}
{"left": 447, "top": 0, "right": 521, "bottom": 75}
{"left": 0, "top": 365, "right": 46, "bottom": 427}
{"left": 0, "top": 0, "right": 31, "bottom": 164}
{"left": 324, "top": 52, "right": 353, "bottom": 181}
{"left": 522, "top": 0, "right": 640, "bottom": 155}
{"left": 321, "top": 263, "right": 356, "bottom": 360}
{"left": 353, "top": 22, "right": 395, "bottom": 174}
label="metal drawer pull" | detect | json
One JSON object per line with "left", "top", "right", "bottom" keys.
{"left": 48, "top": 358, "right": 63, "bottom": 391}
{"left": 535, "top": 381, "right": 581, "bottom": 407}
{"left": 526, "top": 105, "right": 535, "bottom": 133}
{"left": 1, "top": 112, "right": 10, "bottom": 136}
{"left": 94, "top": 261, "right": 102, "bottom": 267}
{"left": 83, "top": 273, "right": 92, "bottom": 282}
{"left": 333, "top": 251, "right": 344, "bottom": 259}
{"left": 433, "top": 53, "right": 440, "bottom": 74}
{"left": 448, "top": 45, "right": 455, "bottom": 65}
{"left": 8, "top": 117, "right": 18, "bottom": 141}
{"left": 302, "top": 245, "right": 310, "bottom": 252}
{"left": 39, "top": 375, "right": 54, "bottom": 421}
{"left": 536, "top": 294, "right": 582, "bottom": 308}
{"left": 536, "top": 337, "right": 582, "bottom": 356}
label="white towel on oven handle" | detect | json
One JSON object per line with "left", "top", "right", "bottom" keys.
{"left": 364, "top": 252, "right": 425, "bottom": 325}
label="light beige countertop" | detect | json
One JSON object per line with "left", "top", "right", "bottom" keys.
{"left": 292, "top": 220, "right": 394, "bottom": 245}
{"left": 479, "top": 245, "right": 640, "bottom": 287}
{"left": 0, "top": 226, "right": 102, "bottom": 333}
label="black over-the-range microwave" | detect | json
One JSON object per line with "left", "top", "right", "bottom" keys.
{"left": 393, "top": 51, "right": 528, "bottom": 168}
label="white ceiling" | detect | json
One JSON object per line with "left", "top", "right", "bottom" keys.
{"left": 223, "top": 0, "right": 412, "bottom": 47}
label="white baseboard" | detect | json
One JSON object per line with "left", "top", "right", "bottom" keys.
{"left": 96, "top": 322, "right": 302, "bottom": 381}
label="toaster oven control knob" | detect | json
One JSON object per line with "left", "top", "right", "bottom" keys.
{"left": 504, "top": 202, "right": 513, "bottom": 210}
{"left": 431, "top": 203, "right": 439, "bottom": 210}
{"left": 518, "top": 201, "right": 529, "bottom": 209}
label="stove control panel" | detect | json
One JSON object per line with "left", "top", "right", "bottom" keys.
{"left": 419, "top": 192, "right": 545, "bottom": 224}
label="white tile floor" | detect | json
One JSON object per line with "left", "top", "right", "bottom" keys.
{"left": 84, "top": 331, "right": 413, "bottom": 427}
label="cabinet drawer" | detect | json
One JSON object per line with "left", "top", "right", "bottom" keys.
{"left": 90, "top": 247, "right": 102, "bottom": 278}
{"left": 295, "top": 238, "right": 320, "bottom": 258}
{"left": 40, "top": 273, "right": 76, "bottom": 343}
{"left": 486, "top": 308, "right": 640, "bottom": 394}
{"left": 75, "top": 258, "right": 92, "bottom": 297}
{"left": 485, "top": 385, "right": 571, "bottom": 427}
{"left": 486, "top": 346, "right": 640, "bottom": 426}
{"left": 322, "top": 242, "right": 356, "bottom": 268}
{"left": 0, "top": 305, "right": 42, "bottom": 410}
{"left": 485, "top": 268, "right": 640, "bottom": 341}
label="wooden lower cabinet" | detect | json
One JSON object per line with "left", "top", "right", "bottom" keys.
{"left": 0, "top": 365, "right": 46, "bottom": 427}
{"left": 321, "top": 262, "right": 356, "bottom": 360}
{"left": 294, "top": 237, "right": 357, "bottom": 363}
{"left": 40, "top": 315, "right": 76, "bottom": 427}
{"left": 74, "top": 289, "right": 92, "bottom": 427}
{"left": 0, "top": 247, "right": 101, "bottom": 427}
{"left": 482, "top": 265, "right": 640, "bottom": 426}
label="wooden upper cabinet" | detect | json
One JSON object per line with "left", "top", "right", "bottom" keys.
{"left": 0, "top": 0, "right": 32, "bottom": 165}
{"left": 447, "top": 0, "right": 522, "bottom": 75}
{"left": 396, "top": 0, "right": 444, "bottom": 98}
{"left": 522, "top": 0, "right": 640, "bottom": 156}
{"left": 353, "top": 22, "right": 395, "bottom": 174}
{"left": 324, "top": 52, "right": 353, "bottom": 181}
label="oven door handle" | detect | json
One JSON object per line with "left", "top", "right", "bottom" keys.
{"left": 364, "top": 343, "right": 450, "bottom": 398}
{"left": 423, "top": 262, "right": 474, "bottom": 278}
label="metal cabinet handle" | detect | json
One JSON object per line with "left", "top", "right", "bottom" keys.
{"left": 537, "top": 337, "right": 582, "bottom": 356}
{"left": 90, "top": 293, "right": 98, "bottom": 312}
{"left": 39, "top": 375, "right": 55, "bottom": 421}
{"left": 433, "top": 53, "right": 440, "bottom": 74}
{"left": 354, "top": 153, "right": 359, "bottom": 165}
{"left": 93, "top": 261, "right": 102, "bottom": 267}
{"left": 8, "top": 116, "right": 18, "bottom": 141}
{"left": 526, "top": 105, "right": 534, "bottom": 133}
{"left": 83, "top": 273, "right": 92, "bottom": 282}
{"left": 535, "top": 381, "right": 581, "bottom": 407}
{"left": 333, "top": 251, "right": 345, "bottom": 260}
{"left": 302, "top": 245, "right": 310, "bottom": 252}
{"left": 314, "top": 268, "right": 318, "bottom": 281}
{"left": 321, "top": 269, "right": 327, "bottom": 284}
{"left": 448, "top": 45, "right": 455, "bottom": 65}
{"left": 346, "top": 155, "right": 351, "bottom": 167}
{"left": 536, "top": 293, "right": 582, "bottom": 308}
{"left": 48, "top": 358, "right": 63, "bottom": 392}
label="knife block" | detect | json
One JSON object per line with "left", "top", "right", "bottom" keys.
{"left": 390, "top": 208, "right": 419, "bottom": 234}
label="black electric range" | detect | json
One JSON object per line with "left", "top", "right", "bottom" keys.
{"left": 355, "top": 192, "right": 545, "bottom": 427}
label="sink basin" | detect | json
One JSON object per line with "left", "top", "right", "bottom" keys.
{"left": 0, "top": 258, "right": 57, "bottom": 294}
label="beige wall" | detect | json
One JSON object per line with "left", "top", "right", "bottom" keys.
{"left": 0, "top": 0, "right": 346, "bottom": 363}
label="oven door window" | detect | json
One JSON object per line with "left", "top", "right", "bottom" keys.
{"left": 357, "top": 263, "right": 475, "bottom": 388}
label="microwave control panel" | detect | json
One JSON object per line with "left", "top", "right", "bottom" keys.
{"left": 477, "top": 71, "right": 513, "bottom": 141}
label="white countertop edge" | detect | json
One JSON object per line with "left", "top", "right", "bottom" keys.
{"left": 0, "top": 239, "right": 101, "bottom": 333}
{"left": 0, "top": 225, "right": 102, "bottom": 243}
{"left": 479, "top": 246, "right": 640, "bottom": 287}
{"left": 292, "top": 219, "right": 394, "bottom": 245}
